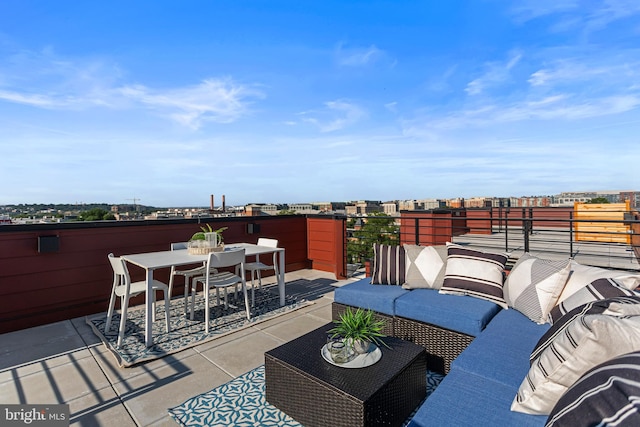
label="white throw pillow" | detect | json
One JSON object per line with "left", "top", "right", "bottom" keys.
{"left": 556, "top": 260, "right": 640, "bottom": 303}
{"left": 511, "top": 296, "right": 640, "bottom": 415}
{"left": 402, "top": 244, "right": 447, "bottom": 290}
{"left": 503, "top": 253, "right": 571, "bottom": 324}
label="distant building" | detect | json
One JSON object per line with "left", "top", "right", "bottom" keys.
{"left": 289, "top": 203, "right": 313, "bottom": 213}
{"left": 418, "top": 199, "right": 445, "bottom": 210}
{"left": 381, "top": 201, "right": 398, "bottom": 215}
{"left": 345, "top": 200, "right": 382, "bottom": 215}
{"left": 245, "top": 203, "right": 280, "bottom": 216}
{"left": 398, "top": 200, "right": 418, "bottom": 211}
{"left": 510, "top": 196, "right": 553, "bottom": 208}
{"left": 552, "top": 191, "right": 627, "bottom": 206}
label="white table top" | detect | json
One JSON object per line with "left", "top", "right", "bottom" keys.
{"left": 122, "top": 243, "right": 283, "bottom": 270}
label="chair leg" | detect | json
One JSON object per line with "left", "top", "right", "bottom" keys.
{"left": 117, "top": 295, "right": 129, "bottom": 348}
{"left": 242, "top": 282, "right": 251, "bottom": 320}
{"left": 168, "top": 267, "right": 176, "bottom": 301}
{"left": 204, "top": 284, "right": 210, "bottom": 334}
{"left": 190, "top": 280, "right": 198, "bottom": 321}
{"left": 163, "top": 288, "right": 171, "bottom": 333}
{"left": 183, "top": 275, "right": 191, "bottom": 314}
{"left": 105, "top": 290, "right": 117, "bottom": 333}
{"left": 152, "top": 290, "right": 157, "bottom": 323}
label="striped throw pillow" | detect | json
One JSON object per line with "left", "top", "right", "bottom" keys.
{"left": 371, "top": 244, "right": 405, "bottom": 285}
{"left": 439, "top": 243, "right": 508, "bottom": 308}
{"left": 546, "top": 351, "right": 640, "bottom": 426}
{"left": 549, "top": 277, "right": 639, "bottom": 324}
{"left": 512, "top": 296, "right": 640, "bottom": 415}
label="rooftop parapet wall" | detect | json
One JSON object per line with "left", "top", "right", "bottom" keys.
{"left": 0, "top": 215, "right": 339, "bottom": 334}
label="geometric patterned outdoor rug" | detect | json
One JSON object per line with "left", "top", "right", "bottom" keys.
{"left": 87, "top": 284, "right": 311, "bottom": 367}
{"left": 168, "top": 365, "right": 445, "bottom": 426}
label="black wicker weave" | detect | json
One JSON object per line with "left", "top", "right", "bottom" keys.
{"left": 332, "top": 302, "right": 474, "bottom": 374}
{"left": 265, "top": 323, "right": 427, "bottom": 427}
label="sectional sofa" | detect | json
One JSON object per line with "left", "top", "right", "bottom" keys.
{"left": 332, "top": 243, "right": 640, "bottom": 426}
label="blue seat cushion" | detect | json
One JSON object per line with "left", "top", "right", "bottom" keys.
{"left": 408, "top": 368, "right": 547, "bottom": 427}
{"left": 451, "top": 308, "right": 550, "bottom": 388}
{"left": 394, "top": 289, "right": 501, "bottom": 337}
{"left": 333, "top": 277, "right": 409, "bottom": 316}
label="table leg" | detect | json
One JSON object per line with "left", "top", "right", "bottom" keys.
{"left": 145, "top": 267, "right": 154, "bottom": 347}
{"left": 278, "top": 250, "right": 285, "bottom": 306}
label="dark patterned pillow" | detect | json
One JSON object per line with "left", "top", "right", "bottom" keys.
{"left": 371, "top": 244, "right": 405, "bottom": 285}
{"left": 549, "top": 277, "right": 639, "bottom": 324}
{"left": 439, "top": 243, "right": 508, "bottom": 308}
{"left": 546, "top": 351, "right": 640, "bottom": 426}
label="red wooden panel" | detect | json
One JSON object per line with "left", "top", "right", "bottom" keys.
{"left": 0, "top": 216, "right": 314, "bottom": 333}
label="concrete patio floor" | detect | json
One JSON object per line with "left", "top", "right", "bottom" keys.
{"left": 0, "top": 269, "right": 353, "bottom": 427}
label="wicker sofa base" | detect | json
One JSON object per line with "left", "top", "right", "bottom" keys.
{"left": 332, "top": 302, "right": 473, "bottom": 374}
{"left": 394, "top": 315, "right": 473, "bottom": 374}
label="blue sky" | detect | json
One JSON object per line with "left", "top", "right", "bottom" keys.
{"left": 1, "top": 1, "right": 639, "bottom": 207}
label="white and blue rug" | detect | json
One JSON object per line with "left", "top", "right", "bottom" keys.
{"left": 169, "top": 365, "right": 445, "bottom": 426}
{"left": 87, "top": 284, "right": 310, "bottom": 367}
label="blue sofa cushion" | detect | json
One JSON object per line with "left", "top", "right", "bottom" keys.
{"left": 408, "top": 368, "right": 547, "bottom": 427}
{"left": 394, "top": 288, "right": 501, "bottom": 337}
{"left": 451, "top": 308, "right": 550, "bottom": 388}
{"left": 334, "top": 277, "right": 409, "bottom": 316}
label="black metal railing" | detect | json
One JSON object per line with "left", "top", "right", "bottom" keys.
{"left": 347, "top": 208, "right": 640, "bottom": 271}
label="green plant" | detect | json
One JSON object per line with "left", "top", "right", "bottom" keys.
{"left": 190, "top": 224, "right": 228, "bottom": 242}
{"left": 328, "top": 307, "right": 388, "bottom": 348}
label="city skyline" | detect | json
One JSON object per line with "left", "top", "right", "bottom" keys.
{"left": 1, "top": 188, "right": 637, "bottom": 211}
{"left": 1, "top": 1, "right": 640, "bottom": 206}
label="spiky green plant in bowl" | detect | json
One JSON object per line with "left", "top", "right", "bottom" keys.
{"left": 329, "top": 307, "right": 388, "bottom": 354}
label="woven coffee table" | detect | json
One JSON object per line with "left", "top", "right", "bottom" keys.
{"left": 265, "top": 323, "right": 427, "bottom": 427}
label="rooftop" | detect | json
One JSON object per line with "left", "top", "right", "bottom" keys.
{"left": 1, "top": 269, "right": 348, "bottom": 427}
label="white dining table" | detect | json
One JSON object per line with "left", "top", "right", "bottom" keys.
{"left": 121, "top": 243, "right": 286, "bottom": 347}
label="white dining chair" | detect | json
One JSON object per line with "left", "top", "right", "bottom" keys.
{"left": 168, "top": 242, "right": 207, "bottom": 314}
{"left": 189, "top": 248, "right": 250, "bottom": 333}
{"left": 244, "top": 238, "right": 279, "bottom": 306}
{"left": 106, "top": 253, "right": 171, "bottom": 347}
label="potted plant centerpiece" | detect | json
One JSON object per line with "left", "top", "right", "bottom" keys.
{"left": 188, "top": 225, "right": 228, "bottom": 254}
{"left": 329, "top": 307, "right": 388, "bottom": 355}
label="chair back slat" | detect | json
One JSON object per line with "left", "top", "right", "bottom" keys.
{"left": 257, "top": 238, "right": 278, "bottom": 248}
{"left": 206, "top": 248, "right": 245, "bottom": 269}
{"left": 108, "top": 253, "right": 130, "bottom": 279}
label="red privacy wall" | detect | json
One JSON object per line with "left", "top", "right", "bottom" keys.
{"left": 0, "top": 215, "right": 350, "bottom": 333}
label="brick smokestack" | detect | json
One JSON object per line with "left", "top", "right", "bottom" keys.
{"left": 210, "top": 194, "right": 215, "bottom": 211}
{"left": 222, "top": 195, "right": 226, "bottom": 212}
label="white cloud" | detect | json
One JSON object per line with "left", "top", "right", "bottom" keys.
{"left": 118, "top": 79, "right": 264, "bottom": 129}
{"left": 300, "top": 99, "right": 366, "bottom": 132}
{"left": 465, "top": 52, "right": 522, "bottom": 95}
{"left": 510, "top": 0, "right": 579, "bottom": 23}
{"left": 336, "top": 43, "right": 385, "bottom": 67}
{"left": 0, "top": 48, "right": 264, "bottom": 129}
{"left": 511, "top": 0, "right": 640, "bottom": 32}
